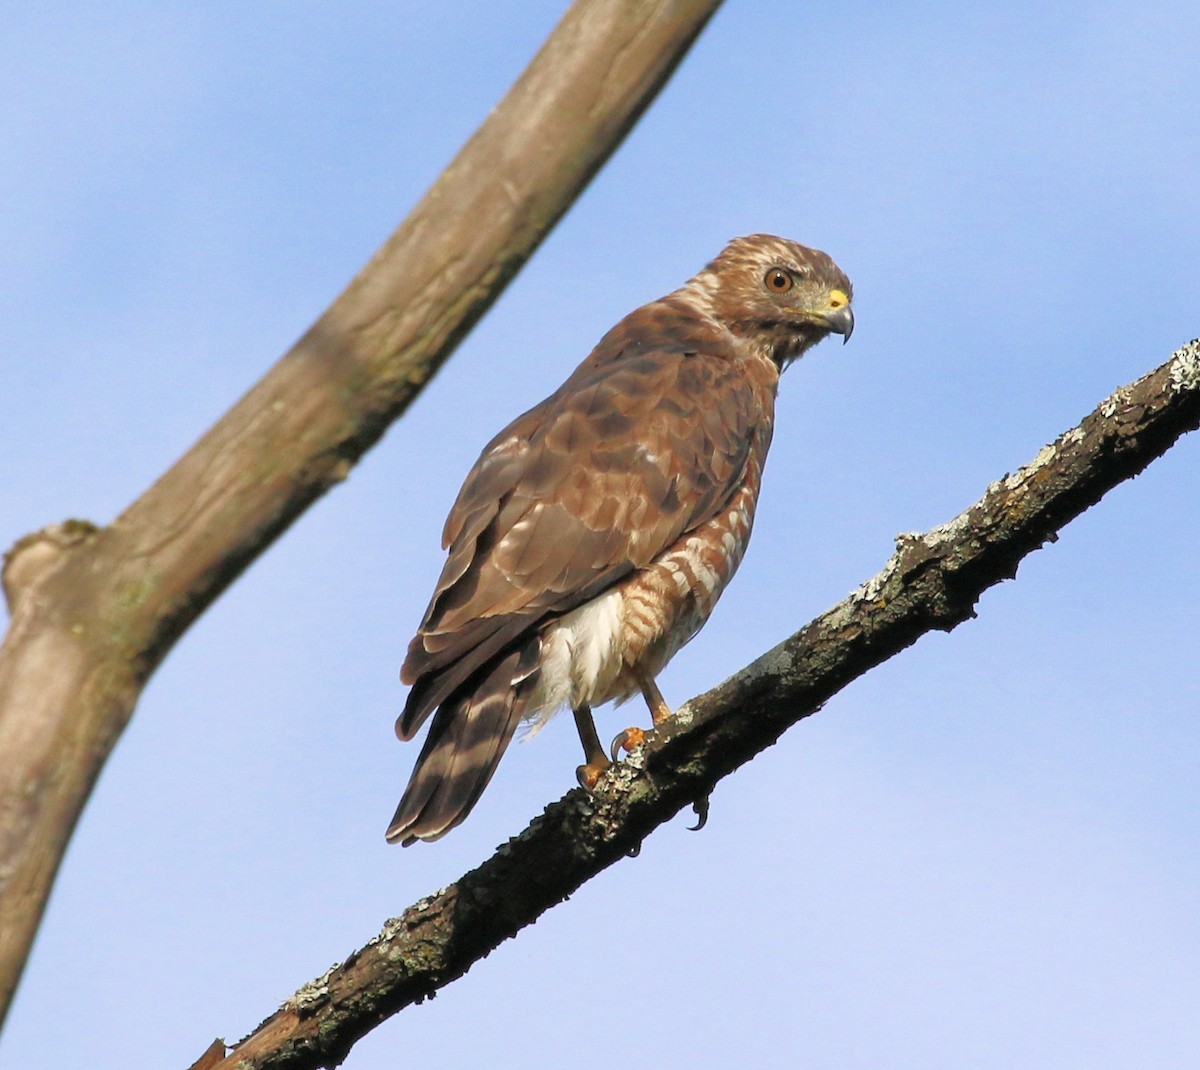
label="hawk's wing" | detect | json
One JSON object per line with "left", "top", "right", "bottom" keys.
{"left": 398, "top": 306, "right": 773, "bottom": 738}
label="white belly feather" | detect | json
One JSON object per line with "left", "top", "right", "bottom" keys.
{"left": 528, "top": 588, "right": 628, "bottom": 729}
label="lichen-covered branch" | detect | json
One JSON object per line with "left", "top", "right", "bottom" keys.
{"left": 200, "top": 341, "right": 1200, "bottom": 1069}
{"left": 0, "top": 0, "right": 725, "bottom": 1028}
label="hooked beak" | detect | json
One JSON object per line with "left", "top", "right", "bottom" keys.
{"left": 822, "top": 289, "right": 854, "bottom": 343}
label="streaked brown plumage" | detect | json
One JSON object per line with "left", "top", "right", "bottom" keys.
{"left": 387, "top": 234, "right": 853, "bottom": 845}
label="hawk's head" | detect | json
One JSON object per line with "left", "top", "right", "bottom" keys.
{"left": 691, "top": 233, "right": 854, "bottom": 369}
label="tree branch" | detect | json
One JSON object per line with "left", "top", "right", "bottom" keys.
{"left": 201, "top": 340, "right": 1200, "bottom": 1070}
{"left": 0, "top": 0, "right": 725, "bottom": 1027}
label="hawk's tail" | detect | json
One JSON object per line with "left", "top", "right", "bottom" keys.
{"left": 386, "top": 642, "right": 539, "bottom": 845}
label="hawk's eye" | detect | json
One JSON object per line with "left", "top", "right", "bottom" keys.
{"left": 764, "top": 267, "right": 793, "bottom": 294}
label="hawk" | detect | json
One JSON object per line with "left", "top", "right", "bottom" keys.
{"left": 387, "top": 234, "right": 853, "bottom": 845}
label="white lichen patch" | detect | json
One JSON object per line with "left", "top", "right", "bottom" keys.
{"left": 375, "top": 916, "right": 408, "bottom": 943}
{"left": 1025, "top": 441, "right": 1059, "bottom": 475}
{"left": 1061, "top": 425, "right": 1086, "bottom": 448}
{"left": 286, "top": 961, "right": 341, "bottom": 1011}
{"left": 1169, "top": 339, "right": 1200, "bottom": 393}
{"left": 851, "top": 555, "right": 901, "bottom": 603}
{"left": 987, "top": 425, "right": 1085, "bottom": 497}
{"left": 1099, "top": 388, "right": 1127, "bottom": 419}
{"left": 671, "top": 701, "right": 696, "bottom": 728}
{"left": 925, "top": 507, "right": 975, "bottom": 547}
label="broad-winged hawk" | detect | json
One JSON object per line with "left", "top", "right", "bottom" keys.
{"left": 387, "top": 234, "right": 853, "bottom": 845}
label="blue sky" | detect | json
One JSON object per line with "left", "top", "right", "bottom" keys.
{"left": 2, "top": 3, "right": 1199, "bottom": 1067}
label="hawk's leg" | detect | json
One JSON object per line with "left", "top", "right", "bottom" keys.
{"left": 573, "top": 704, "right": 611, "bottom": 790}
{"left": 609, "top": 671, "right": 674, "bottom": 762}
{"left": 620, "top": 671, "right": 711, "bottom": 832}
{"left": 640, "top": 673, "right": 674, "bottom": 725}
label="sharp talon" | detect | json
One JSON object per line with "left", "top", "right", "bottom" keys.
{"left": 608, "top": 733, "right": 624, "bottom": 763}
{"left": 688, "top": 795, "right": 710, "bottom": 832}
{"left": 609, "top": 726, "right": 647, "bottom": 763}
{"left": 626, "top": 842, "right": 641, "bottom": 858}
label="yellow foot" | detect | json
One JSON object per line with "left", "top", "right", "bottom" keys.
{"left": 609, "top": 725, "right": 649, "bottom": 763}
{"left": 576, "top": 757, "right": 610, "bottom": 791}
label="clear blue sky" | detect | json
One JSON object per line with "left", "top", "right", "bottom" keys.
{"left": 3, "top": 3, "right": 1199, "bottom": 1067}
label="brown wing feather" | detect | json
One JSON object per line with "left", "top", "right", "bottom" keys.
{"left": 386, "top": 639, "right": 541, "bottom": 844}
{"left": 397, "top": 297, "right": 774, "bottom": 739}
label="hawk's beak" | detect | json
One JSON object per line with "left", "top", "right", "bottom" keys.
{"left": 822, "top": 290, "right": 854, "bottom": 343}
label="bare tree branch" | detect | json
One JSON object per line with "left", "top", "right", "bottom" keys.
{"left": 0, "top": 0, "right": 725, "bottom": 1027}
{"left": 201, "top": 340, "right": 1200, "bottom": 1069}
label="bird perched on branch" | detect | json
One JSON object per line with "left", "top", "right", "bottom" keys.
{"left": 387, "top": 234, "right": 853, "bottom": 845}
